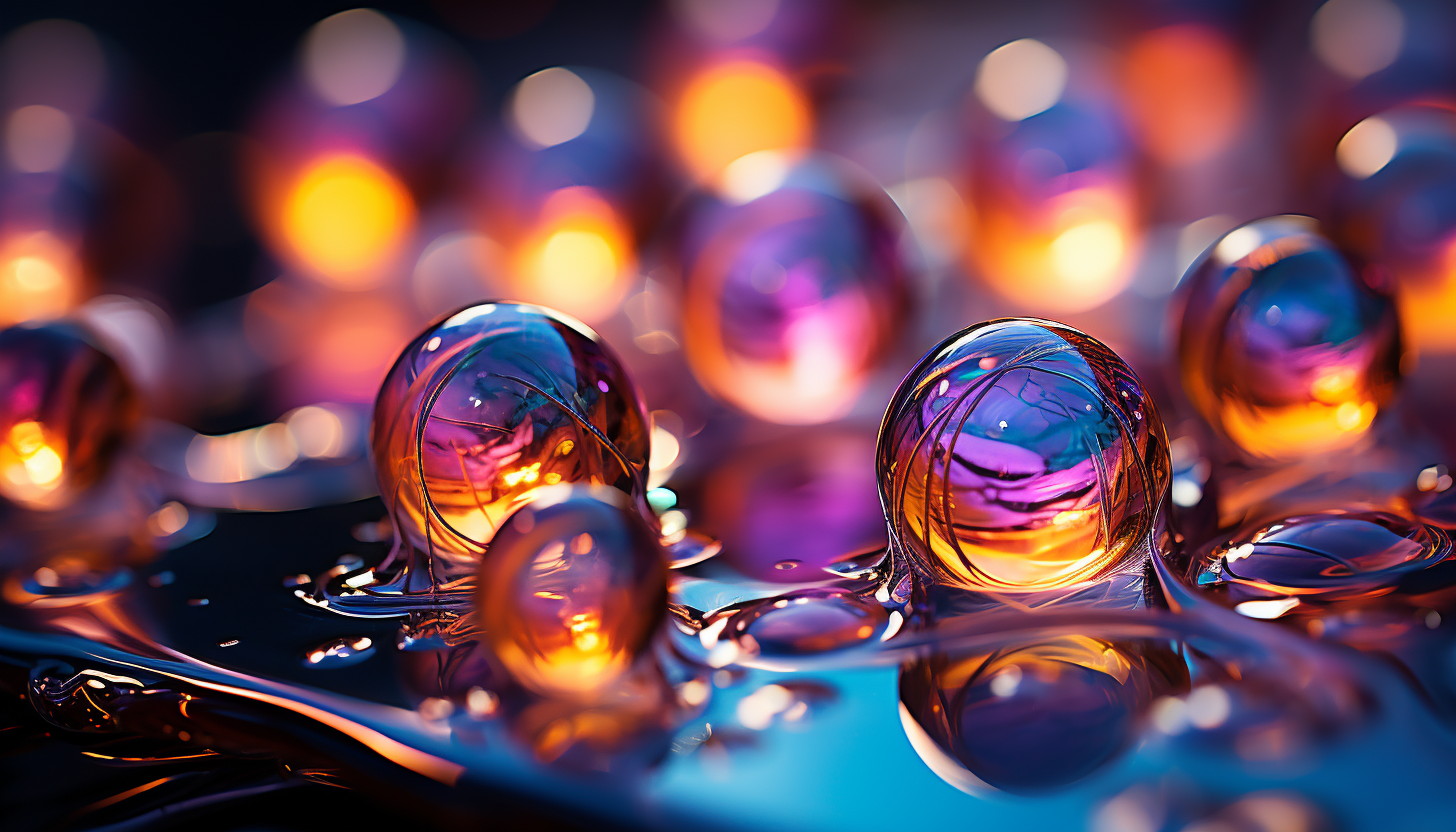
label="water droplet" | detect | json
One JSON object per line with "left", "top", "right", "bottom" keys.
{"left": 1178, "top": 216, "right": 1398, "bottom": 460}
{"left": 723, "top": 588, "right": 889, "bottom": 657}
{"left": 478, "top": 485, "right": 667, "bottom": 698}
{"left": 773, "top": 559, "right": 800, "bottom": 571}
{"left": 187, "top": 598, "right": 209, "bottom": 607}
{"left": 148, "top": 571, "right": 175, "bottom": 588}
{"left": 1190, "top": 511, "right": 1454, "bottom": 610}
{"left": 303, "top": 636, "right": 376, "bottom": 668}
{"left": 217, "top": 638, "right": 239, "bottom": 648}
{"left": 877, "top": 319, "right": 1169, "bottom": 591}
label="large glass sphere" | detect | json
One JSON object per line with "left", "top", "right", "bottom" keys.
{"left": 0, "top": 323, "right": 138, "bottom": 509}
{"left": 876, "top": 319, "right": 1170, "bottom": 592}
{"left": 479, "top": 485, "right": 668, "bottom": 698}
{"left": 1176, "top": 216, "right": 1401, "bottom": 461}
{"left": 678, "top": 152, "right": 909, "bottom": 424}
{"left": 373, "top": 302, "right": 650, "bottom": 589}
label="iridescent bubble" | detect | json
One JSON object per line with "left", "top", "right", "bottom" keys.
{"left": 899, "top": 636, "right": 1186, "bottom": 793}
{"left": 478, "top": 485, "right": 668, "bottom": 699}
{"left": 372, "top": 302, "right": 651, "bottom": 596}
{"left": 678, "top": 152, "right": 909, "bottom": 424}
{"left": 1190, "top": 510, "right": 1454, "bottom": 615}
{"left": 1176, "top": 216, "right": 1400, "bottom": 461}
{"left": 0, "top": 322, "right": 138, "bottom": 509}
{"left": 876, "top": 319, "right": 1170, "bottom": 591}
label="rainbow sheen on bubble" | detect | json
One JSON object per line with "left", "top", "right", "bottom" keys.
{"left": 478, "top": 485, "right": 667, "bottom": 699}
{"left": 1177, "top": 216, "right": 1401, "bottom": 461}
{"left": 373, "top": 302, "right": 650, "bottom": 592}
{"left": 876, "top": 318, "right": 1170, "bottom": 592}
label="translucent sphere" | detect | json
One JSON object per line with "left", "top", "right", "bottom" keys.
{"left": 373, "top": 302, "right": 650, "bottom": 589}
{"left": 1177, "top": 216, "right": 1401, "bottom": 461}
{"left": 900, "top": 636, "right": 1184, "bottom": 793}
{"left": 876, "top": 318, "right": 1170, "bottom": 591}
{"left": 679, "top": 152, "right": 909, "bottom": 424}
{"left": 1191, "top": 510, "right": 1454, "bottom": 612}
{"left": 722, "top": 587, "right": 890, "bottom": 657}
{"left": 0, "top": 323, "right": 138, "bottom": 509}
{"left": 478, "top": 485, "right": 668, "bottom": 698}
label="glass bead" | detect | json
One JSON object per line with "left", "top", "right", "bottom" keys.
{"left": 1176, "top": 216, "right": 1401, "bottom": 461}
{"left": 876, "top": 318, "right": 1170, "bottom": 591}
{"left": 678, "top": 152, "right": 909, "bottom": 424}
{"left": 0, "top": 322, "right": 138, "bottom": 509}
{"left": 373, "top": 302, "right": 650, "bottom": 591}
{"left": 478, "top": 485, "right": 667, "bottom": 698}
{"left": 1191, "top": 510, "right": 1454, "bottom": 612}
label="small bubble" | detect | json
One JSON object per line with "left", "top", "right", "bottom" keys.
{"left": 187, "top": 598, "right": 209, "bottom": 607}
{"left": 773, "top": 559, "right": 801, "bottom": 570}
{"left": 148, "top": 571, "right": 175, "bottom": 588}
{"left": 218, "top": 638, "right": 240, "bottom": 648}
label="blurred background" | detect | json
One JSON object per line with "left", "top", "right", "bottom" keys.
{"left": 0, "top": 0, "right": 1453, "bottom": 459}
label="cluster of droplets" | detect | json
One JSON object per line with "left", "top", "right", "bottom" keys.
{"left": 356, "top": 282, "right": 1456, "bottom": 794}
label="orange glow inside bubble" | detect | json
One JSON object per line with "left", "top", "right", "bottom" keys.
{"left": 674, "top": 60, "right": 811, "bottom": 181}
{"left": 972, "top": 186, "right": 1136, "bottom": 311}
{"left": 0, "top": 421, "right": 66, "bottom": 504}
{"left": 1397, "top": 236, "right": 1456, "bottom": 352}
{"left": 280, "top": 154, "right": 414, "bottom": 288}
{"left": 1122, "top": 25, "right": 1248, "bottom": 166}
{"left": 0, "top": 233, "right": 79, "bottom": 326}
{"left": 511, "top": 187, "right": 633, "bottom": 323}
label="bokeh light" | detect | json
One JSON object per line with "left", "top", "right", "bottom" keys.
{"left": 510, "top": 67, "right": 596, "bottom": 149}
{"left": 974, "top": 39, "right": 1067, "bottom": 122}
{"left": 1336, "top": 116, "right": 1398, "bottom": 179}
{"left": 510, "top": 186, "right": 633, "bottom": 323}
{"left": 1121, "top": 25, "right": 1248, "bottom": 166}
{"left": 302, "top": 9, "right": 407, "bottom": 107}
{"left": 279, "top": 153, "right": 414, "bottom": 288}
{"left": 0, "top": 232, "right": 80, "bottom": 327}
{"left": 1311, "top": 0, "right": 1405, "bottom": 81}
{"left": 674, "top": 59, "right": 810, "bottom": 181}
{"left": 6, "top": 104, "right": 74, "bottom": 172}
